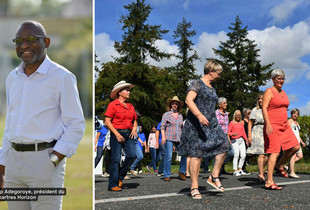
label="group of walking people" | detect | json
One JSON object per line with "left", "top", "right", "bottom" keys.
{"left": 99, "top": 60, "right": 306, "bottom": 197}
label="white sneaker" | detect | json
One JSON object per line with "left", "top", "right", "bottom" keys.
{"left": 233, "top": 171, "right": 241, "bottom": 176}
{"left": 101, "top": 172, "right": 110, "bottom": 178}
{"left": 138, "top": 170, "right": 143, "bottom": 174}
{"left": 240, "top": 170, "right": 251, "bottom": 176}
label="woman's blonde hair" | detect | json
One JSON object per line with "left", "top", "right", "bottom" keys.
{"left": 256, "top": 93, "right": 264, "bottom": 109}
{"left": 204, "top": 60, "right": 223, "bottom": 75}
{"left": 232, "top": 110, "right": 242, "bottom": 123}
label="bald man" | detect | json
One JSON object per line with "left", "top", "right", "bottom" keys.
{"left": 0, "top": 20, "right": 85, "bottom": 210}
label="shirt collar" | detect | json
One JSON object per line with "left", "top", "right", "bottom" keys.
{"left": 217, "top": 109, "right": 228, "bottom": 116}
{"left": 114, "top": 98, "right": 130, "bottom": 109}
{"left": 16, "top": 55, "right": 52, "bottom": 76}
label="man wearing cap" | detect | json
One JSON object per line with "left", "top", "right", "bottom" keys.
{"left": 104, "top": 80, "right": 138, "bottom": 191}
{"left": 0, "top": 20, "right": 85, "bottom": 209}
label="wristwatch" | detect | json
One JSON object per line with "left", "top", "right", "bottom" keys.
{"left": 50, "top": 153, "right": 60, "bottom": 166}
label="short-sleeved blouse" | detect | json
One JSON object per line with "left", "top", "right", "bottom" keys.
{"left": 179, "top": 79, "right": 229, "bottom": 158}
{"left": 247, "top": 107, "right": 265, "bottom": 155}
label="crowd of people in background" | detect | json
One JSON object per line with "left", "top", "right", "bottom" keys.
{"left": 94, "top": 60, "right": 307, "bottom": 196}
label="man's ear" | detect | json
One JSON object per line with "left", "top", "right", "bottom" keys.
{"left": 44, "top": 37, "right": 50, "bottom": 48}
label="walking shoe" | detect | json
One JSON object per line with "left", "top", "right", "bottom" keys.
{"left": 146, "top": 165, "right": 151, "bottom": 172}
{"left": 130, "top": 169, "right": 138, "bottom": 176}
{"left": 118, "top": 179, "right": 123, "bottom": 188}
{"left": 124, "top": 175, "right": 131, "bottom": 180}
{"left": 289, "top": 173, "right": 300, "bottom": 179}
{"left": 233, "top": 171, "right": 241, "bottom": 176}
{"left": 178, "top": 172, "right": 187, "bottom": 180}
{"left": 157, "top": 173, "right": 163, "bottom": 177}
{"left": 101, "top": 172, "right": 110, "bottom": 178}
{"left": 240, "top": 170, "right": 251, "bottom": 176}
{"left": 154, "top": 170, "right": 158, "bottom": 175}
{"left": 164, "top": 177, "right": 171, "bottom": 181}
{"left": 138, "top": 170, "right": 143, "bottom": 174}
{"left": 108, "top": 186, "right": 122, "bottom": 191}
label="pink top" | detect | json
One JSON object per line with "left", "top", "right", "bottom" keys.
{"left": 148, "top": 133, "right": 157, "bottom": 148}
{"left": 228, "top": 121, "right": 248, "bottom": 141}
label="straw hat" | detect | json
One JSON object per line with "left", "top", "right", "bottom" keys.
{"left": 167, "top": 96, "right": 184, "bottom": 108}
{"left": 110, "top": 80, "right": 135, "bottom": 99}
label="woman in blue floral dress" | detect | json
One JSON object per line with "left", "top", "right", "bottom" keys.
{"left": 179, "top": 60, "right": 229, "bottom": 199}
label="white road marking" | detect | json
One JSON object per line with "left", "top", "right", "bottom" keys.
{"left": 95, "top": 180, "right": 310, "bottom": 204}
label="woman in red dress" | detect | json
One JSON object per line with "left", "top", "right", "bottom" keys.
{"left": 262, "top": 69, "right": 300, "bottom": 190}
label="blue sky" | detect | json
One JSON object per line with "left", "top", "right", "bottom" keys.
{"left": 95, "top": 0, "right": 310, "bottom": 115}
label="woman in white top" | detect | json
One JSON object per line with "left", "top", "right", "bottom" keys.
{"left": 288, "top": 108, "right": 306, "bottom": 178}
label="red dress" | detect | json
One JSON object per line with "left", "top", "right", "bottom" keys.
{"left": 264, "top": 88, "right": 299, "bottom": 153}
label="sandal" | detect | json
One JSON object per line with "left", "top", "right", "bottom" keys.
{"left": 265, "top": 183, "right": 282, "bottom": 190}
{"left": 191, "top": 188, "right": 202, "bottom": 199}
{"left": 207, "top": 174, "right": 225, "bottom": 192}
{"left": 257, "top": 175, "right": 266, "bottom": 183}
{"left": 289, "top": 173, "right": 300, "bottom": 179}
{"left": 275, "top": 168, "right": 288, "bottom": 178}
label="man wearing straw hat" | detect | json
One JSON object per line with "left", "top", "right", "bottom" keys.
{"left": 104, "top": 80, "right": 138, "bottom": 191}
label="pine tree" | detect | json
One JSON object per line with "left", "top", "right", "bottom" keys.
{"left": 172, "top": 17, "right": 200, "bottom": 101}
{"left": 95, "top": 0, "right": 176, "bottom": 130}
{"left": 114, "top": 0, "right": 172, "bottom": 65}
{"left": 213, "top": 16, "right": 273, "bottom": 113}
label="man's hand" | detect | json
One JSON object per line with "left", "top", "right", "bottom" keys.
{"left": 0, "top": 165, "right": 5, "bottom": 189}
{"left": 51, "top": 151, "right": 65, "bottom": 166}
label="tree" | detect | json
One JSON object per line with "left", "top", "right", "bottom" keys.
{"left": 95, "top": 0, "right": 176, "bottom": 131}
{"left": 114, "top": 0, "right": 172, "bottom": 65}
{"left": 212, "top": 16, "right": 273, "bottom": 113}
{"left": 172, "top": 17, "right": 200, "bottom": 101}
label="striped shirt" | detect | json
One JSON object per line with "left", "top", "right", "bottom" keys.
{"left": 160, "top": 111, "right": 183, "bottom": 142}
{"left": 215, "top": 109, "right": 229, "bottom": 134}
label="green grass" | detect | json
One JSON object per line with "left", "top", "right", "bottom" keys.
{"left": 0, "top": 118, "right": 92, "bottom": 210}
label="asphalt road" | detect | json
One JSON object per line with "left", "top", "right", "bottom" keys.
{"left": 95, "top": 172, "right": 310, "bottom": 210}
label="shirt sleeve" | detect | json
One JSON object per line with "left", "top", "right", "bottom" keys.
{"left": 160, "top": 113, "right": 168, "bottom": 130}
{"left": 53, "top": 73, "right": 85, "bottom": 158}
{"left": 0, "top": 76, "right": 13, "bottom": 166}
{"left": 249, "top": 108, "right": 256, "bottom": 120}
{"left": 242, "top": 122, "right": 248, "bottom": 141}
{"left": 228, "top": 121, "right": 234, "bottom": 136}
{"left": 104, "top": 102, "right": 116, "bottom": 118}
{"left": 188, "top": 79, "right": 200, "bottom": 93}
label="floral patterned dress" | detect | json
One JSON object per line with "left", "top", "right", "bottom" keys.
{"left": 246, "top": 107, "right": 265, "bottom": 155}
{"left": 179, "top": 79, "right": 229, "bottom": 158}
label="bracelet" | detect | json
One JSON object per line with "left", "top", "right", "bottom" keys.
{"left": 196, "top": 113, "right": 202, "bottom": 117}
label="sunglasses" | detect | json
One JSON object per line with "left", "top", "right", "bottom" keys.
{"left": 12, "top": 35, "right": 46, "bottom": 46}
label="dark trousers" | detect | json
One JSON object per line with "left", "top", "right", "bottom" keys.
{"left": 108, "top": 130, "right": 136, "bottom": 189}
{"left": 94, "top": 147, "right": 111, "bottom": 174}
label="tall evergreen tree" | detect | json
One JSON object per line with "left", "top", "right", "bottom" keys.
{"left": 114, "top": 0, "right": 172, "bottom": 65}
{"left": 213, "top": 16, "right": 273, "bottom": 113}
{"left": 172, "top": 17, "right": 200, "bottom": 101}
{"left": 95, "top": 0, "right": 176, "bottom": 130}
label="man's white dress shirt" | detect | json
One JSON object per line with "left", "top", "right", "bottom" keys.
{"left": 0, "top": 56, "right": 85, "bottom": 165}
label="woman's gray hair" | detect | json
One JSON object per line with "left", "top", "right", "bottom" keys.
{"left": 271, "top": 68, "right": 285, "bottom": 79}
{"left": 218, "top": 97, "right": 227, "bottom": 105}
{"left": 243, "top": 108, "right": 251, "bottom": 115}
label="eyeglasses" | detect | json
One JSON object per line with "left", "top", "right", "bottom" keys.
{"left": 12, "top": 35, "right": 46, "bottom": 46}
{"left": 274, "top": 77, "right": 285, "bottom": 82}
